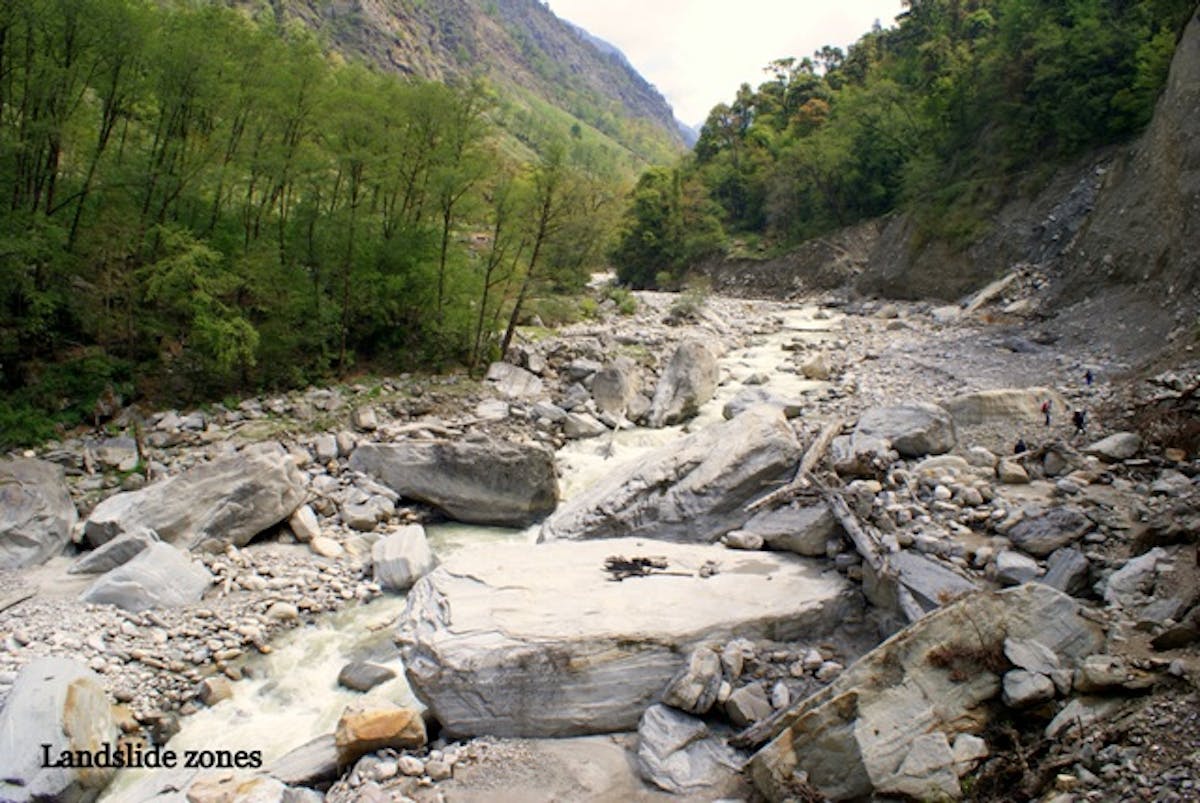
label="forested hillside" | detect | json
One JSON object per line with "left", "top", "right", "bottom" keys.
{"left": 237, "top": 0, "right": 686, "bottom": 167}
{"left": 0, "top": 0, "right": 629, "bottom": 444}
{"left": 614, "top": 0, "right": 1196, "bottom": 288}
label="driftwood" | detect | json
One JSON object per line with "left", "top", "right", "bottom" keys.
{"left": 820, "top": 481, "right": 886, "bottom": 573}
{"left": 603, "top": 555, "right": 691, "bottom": 581}
{"left": 746, "top": 418, "right": 843, "bottom": 513}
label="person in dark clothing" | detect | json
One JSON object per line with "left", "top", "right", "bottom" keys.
{"left": 1014, "top": 438, "right": 1028, "bottom": 455}
{"left": 1041, "top": 400, "right": 1051, "bottom": 426}
{"left": 1073, "top": 410, "right": 1087, "bottom": 435}
{"left": 1085, "top": 369, "right": 1094, "bottom": 386}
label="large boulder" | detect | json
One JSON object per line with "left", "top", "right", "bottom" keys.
{"left": 69, "top": 526, "right": 159, "bottom": 575}
{"left": 83, "top": 443, "right": 305, "bottom": 552}
{"left": 539, "top": 406, "right": 801, "bottom": 543}
{"left": 940, "top": 387, "right": 1068, "bottom": 428}
{"left": 1084, "top": 432, "right": 1142, "bottom": 461}
{"left": 741, "top": 503, "right": 837, "bottom": 557}
{"left": 854, "top": 403, "right": 957, "bottom": 458}
{"left": 350, "top": 439, "right": 557, "bottom": 527}
{"left": 398, "top": 538, "right": 858, "bottom": 738}
{"left": 1007, "top": 508, "right": 1093, "bottom": 558}
{"left": 0, "top": 457, "right": 78, "bottom": 569}
{"left": 646, "top": 340, "right": 719, "bottom": 427}
{"left": 749, "top": 584, "right": 1105, "bottom": 802}
{"left": 80, "top": 542, "right": 212, "bottom": 611}
{"left": 0, "top": 657, "right": 119, "bottom": 803}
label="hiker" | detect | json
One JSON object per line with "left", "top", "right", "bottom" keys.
{"left": 1041, "top": 399, "right": 1051, "bottom": 426}
{"left": 1073, "top": 410, "right": 1087, "bottom": 435}
{"left": 1085, "top": 369, "right": 1094, "bottom": 386}
{"left": 1014, "top": 438, "right": 1028, "bottom": 455}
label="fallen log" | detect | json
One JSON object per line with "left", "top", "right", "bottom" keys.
{"left": 745, "top": 418, "right": 842, "bottom": 513}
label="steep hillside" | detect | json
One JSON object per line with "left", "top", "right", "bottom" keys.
{"left": 259, "top": 0, "right": 685, "bottom": 166}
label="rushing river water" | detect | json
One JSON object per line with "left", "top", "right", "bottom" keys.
{"left": 101, "top": 303, "right": 836, "bottom": 801}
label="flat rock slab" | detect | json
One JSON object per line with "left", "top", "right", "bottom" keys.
{"left": 399, "top": 538, "right": 858, "bottom": 738}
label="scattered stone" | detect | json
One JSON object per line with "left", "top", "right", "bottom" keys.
{"left": 351, "top": 407, "right": 379, "bottom": 431}
{"left": 997, "top": 460, "right": 1030, "bottom": 484}
{"left": 636, "top": 704, "right": 745, "bottom": 794}
{"left": 1002, "top": 669, "right": 1056, "bottom": 708}
{"left": 372, "top": 524, "right": 436, "bottom": 592}
{"left": 337, "top": 662, "right": 397, "bottom": 693}
{"left": 662, "top": 646, "right": 723, "bottom": 715}
{"left": 563, "top": 412, "right": 608, "bottom": 439}
{"left": 199, "top": 676, "right": 233, "bottom": 706}
{"left": 994, "top": 549, "right": 1043, "bottom": 586}
{"left": 725, "top": 683, "right": 773, "bottom": 728}
{"left": 742, "top": 503, "right": 836, "bottom": 557}
{"left": 288, "top": 505, "right": 321, "bottom": 543}
{"left": 309, "top": 536, "right": 344, "bottom": 559}
{"left": 1039, "top": 548, "right": 1091, "bottom": 597}
{"left": 334, "top": 702, "right": 427, "bottom": 764}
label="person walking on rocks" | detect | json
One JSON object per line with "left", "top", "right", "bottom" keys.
{"left": 1014, "top": 438, "right": 1028, "bottom": 455}
{"left": 1073, "top": 409, "right": 1087, "bottom": 435}
{"left": 1085, "top": 369, "right": 1094, "bottom": 387}
{"left": 1041, "top": 399, "right": 1052, "bottom": 427}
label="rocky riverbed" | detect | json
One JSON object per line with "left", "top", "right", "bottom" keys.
{"left": 1, "top": 281, "right": 1197, "bottom": 803}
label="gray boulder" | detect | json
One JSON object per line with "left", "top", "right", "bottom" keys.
{"left": 485, "top": 362, "right": 544, "bottom": 399}
{"left": 83, "top": 443, "right": 305, "bottom": 552}
{"left": 591, "top": 359, "right": 638, "bottom": 416}
{"left": 636, "top": 704, "right": 745, "bottom": 795}
{"left": 1039, "top": 548, "right": 1092, "bottom": 596}
{"left": 69, "top": 526, "right": 159, "bottom": 575}
{"left": 995, "top": 549, "right": 1043, "bottom": 586}
{"left": 80, "top": 542, "right": 212, "bottom": 611}
{"left": 372, "top": 525, "right": 435, "bottom": 592}
{"left": 749, "top": 584, "right": 1105, "bottom": 802}
{"left": 0, "top": 458, "right": 78, "bottom": 569}
{"left": 563, "top": 412, "right": 607, "bottom": 439}
{"left": 398, "top": 537, "right": 857, "bottom": 737}
{"left": 91, "top": 436, "right": 139, "bottom": 471}
{"left": 0, "top": 657, "right": 119, "bottom": 803}
{"left": 865, "top": 551, "right": 979, "bottom": 615}
{"left": 351, "top": 439, "right": 557, "bottom": 528}
{"left": 1007, "top": 508, "right": 1093, "bottom": 557}
{"left": 647, "top": 340, "right": 719, "bottom": 427}
{"left": 1084, "top": 432, "right": 1142, "bottom": 461}
{"left": 940, "top": 387, "right": 1067, "bottom": 428}
{"left": 742, "top": 503, "right": 837, "bottom": 557}
{"left": 831, "top": 433, "right": 896, "bottom": 477}
{"left": 1103, "top": 548, "right": 1167, "bottom": 608}
{"left": 338, "top": 662, "right": 397, "bottom": 693}
{"left": 1002, "top": 670, "right": 1056, "bottom": 708}
{"left": 721, "top": 388, "right": 804, "bottom": 420}
{"left": 854, "top": 403, "right": 956, "bottom": 458}
{"left": 539, "top": 406, "right": 800, "bottom": 544}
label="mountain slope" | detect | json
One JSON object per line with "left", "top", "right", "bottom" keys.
{"left": 261, "top": 0, "right": 685, "bottom": 166}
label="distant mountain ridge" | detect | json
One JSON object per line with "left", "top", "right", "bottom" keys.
{"left": 258, "top": 0, "right": 686, "bottom": 164}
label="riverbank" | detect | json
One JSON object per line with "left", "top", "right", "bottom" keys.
{"left": 1, "top": 282, "right": 1197, "bottom": 802}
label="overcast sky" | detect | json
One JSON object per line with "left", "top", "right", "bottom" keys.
{"left": 544, "top": 0, "right": 908, "bottom": 126}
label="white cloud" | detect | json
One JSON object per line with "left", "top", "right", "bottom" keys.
{"left": 545, "top": 0, "right": 907, "bottom": 125}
